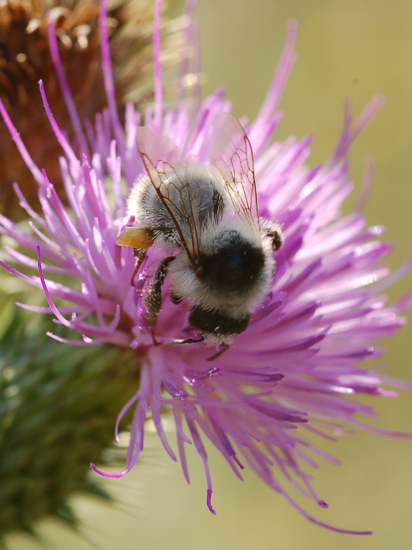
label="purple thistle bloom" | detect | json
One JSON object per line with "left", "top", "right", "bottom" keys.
{"left": 1, "top": 0, "right": 411, "bottom": 535}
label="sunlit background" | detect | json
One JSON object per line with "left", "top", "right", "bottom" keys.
{"left": 6, "top": 0, "right": 412, "bottom": 548}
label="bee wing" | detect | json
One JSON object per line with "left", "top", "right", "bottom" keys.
{"left": 208, "top": 113, "right": 260, "bottom": 224}
{"left": 136, "top": 127, "right": 201, "bottom": 262}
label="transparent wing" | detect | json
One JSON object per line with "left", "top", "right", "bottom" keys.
{"left": 208, "top": 113, "right": 259, "bottom": 224}
{"left": 136, "top": 127, "right": 202, "bottom": 263}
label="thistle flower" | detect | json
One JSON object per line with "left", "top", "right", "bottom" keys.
{"left": 1, "top": 0, "right": 411, "bottom": 536}
{"left": 0, "top": 0, "right": 183, "bottom": 539}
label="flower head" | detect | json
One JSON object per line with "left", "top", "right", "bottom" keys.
{"left": 1, "top": 0, "right": 411, "bottom": 535}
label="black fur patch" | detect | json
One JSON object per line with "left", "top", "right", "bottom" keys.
{"left": 189, "top": 306, "right": 250, "bottom": 337}
{"left": 195, "top": 230, "right": 265, "bottom": 294}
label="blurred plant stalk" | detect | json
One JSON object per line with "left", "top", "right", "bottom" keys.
{"left": 0, "top": 305, "right": 140, "bottom": 539}
{"left": 0, "top": 0, "right": 182, "bottom": 539}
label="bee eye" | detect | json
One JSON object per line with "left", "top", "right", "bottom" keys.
{"left": 271, "top": 233, "right": 283, "bottom": 251}
{"left": 265, "top": 226, "right": 284, "bottom": 251}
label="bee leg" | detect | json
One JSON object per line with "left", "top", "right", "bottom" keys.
{"left": 144, "top": 256, "right": 175, "bottom": 345}
{"left": 207, "top": 343, "right": 230, "bottom": 362}
{"left": 173, "top": 335, "right": 205, "bottom": 345}
{"left": 131, "top": 248, "right": 147, "bottom": 285}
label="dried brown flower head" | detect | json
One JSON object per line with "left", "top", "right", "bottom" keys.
{"left": 0, "top": 0, "right": 181, "bottom": 218}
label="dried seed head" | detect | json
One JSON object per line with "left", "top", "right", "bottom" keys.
{"left": 0, "top": 0, "right": 182, "bottom": 219}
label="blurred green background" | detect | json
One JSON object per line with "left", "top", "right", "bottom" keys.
{"left": 6, "top": 0, "right": 412, "bottom": 548}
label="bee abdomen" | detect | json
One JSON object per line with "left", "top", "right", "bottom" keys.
{"left": 189, "top": 306, "right": 250, "bottom": 337}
